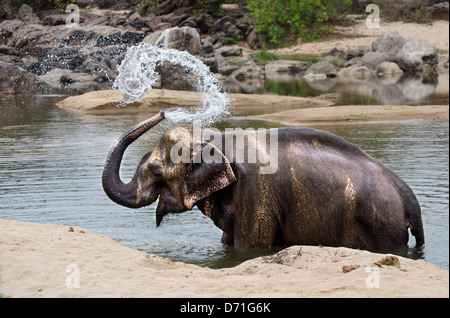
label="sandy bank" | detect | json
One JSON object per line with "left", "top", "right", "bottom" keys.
{"left": 249, "top": 105, "right": 449, "bottom": 124}
{"left": 56, "top": 89, "right": 332, "bottom": 115}
{"left": 0, "top": 219, "right": 448, "bottom": 298}
{"left": 273, "top": 20, "right": 449, "bottom": 56}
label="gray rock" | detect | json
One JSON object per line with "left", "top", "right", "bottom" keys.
{"left": 216, "top": 46, "right": 242, "bottom": 57}
{"left": 360, "top": 51, "right": 391, "bottom": 70}
{"left": 154, "top": 26, "right": 202, "bottom": 55}
{"left": 305, "top": 61, "right": 337, "bottom": 78}
{"left": 246, "top": 28, "right": 265, "bottom": 49}
{"left": 372, "top": 30, "right": 406, "bottom": 57}
{"left": 395, "top": 37, "right": 438, "bottom": 73}
{"left": 0, "top": 60, "right": 36, "bottom": 94}
{"left": 229, "top": 59, "right": 265, "bottom": 81}
{"left": 376, "top": 61, "right": 404, "bottom": 75}
{"left": 427, "top": 2, "right": 449, "bottom": 20}
{"left": 345, "top": 45, "right": 372, "bottom": 61}
{"left": 36, "top": 68, "right": 107, "bottom": 93}
{"left": 338, "top": 65, "right": 375, "bottom": 81}
{"left": 266, "top": 60, "right": 310, "bottom": 73}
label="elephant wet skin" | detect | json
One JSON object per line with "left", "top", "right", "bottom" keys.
{"left": 102, "top": 111, "right": 425, "bottom": 250}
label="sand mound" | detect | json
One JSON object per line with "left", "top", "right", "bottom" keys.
{"left": 0, "top": 219, "right": 447, "bottom": 298}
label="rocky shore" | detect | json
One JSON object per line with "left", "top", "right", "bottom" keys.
{"left": 1, "top": 2, "right": 448, "bottom": 96}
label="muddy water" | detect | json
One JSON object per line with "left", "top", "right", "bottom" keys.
{"left": 0, "top": 95, "right": 448, "bottom": 269}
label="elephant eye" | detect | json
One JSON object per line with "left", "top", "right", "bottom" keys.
{"left": 147, "top": 161, "right": 163, "bottom": 178}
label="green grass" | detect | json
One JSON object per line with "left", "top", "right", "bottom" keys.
{"left": 248, "top": 49, "right": 346, "bottom": 68}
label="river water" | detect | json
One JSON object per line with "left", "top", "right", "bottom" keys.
{"left": 0, "top": 94, "right": 448, "bottom": 270}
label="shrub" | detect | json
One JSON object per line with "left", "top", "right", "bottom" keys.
{"left": 247, "top": 0, "right": 352, "bottom": 45}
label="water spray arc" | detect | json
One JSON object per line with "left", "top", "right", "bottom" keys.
{"left": 113, "top": 43, "right": 231, "bottom": 126}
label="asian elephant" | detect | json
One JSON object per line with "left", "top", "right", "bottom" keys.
{"left": 102, "top": 111, "right": 424, "bottom": 249}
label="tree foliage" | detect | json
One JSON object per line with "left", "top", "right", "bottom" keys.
{"left": 247, "top": 0, "right": 352, "bottom": 45}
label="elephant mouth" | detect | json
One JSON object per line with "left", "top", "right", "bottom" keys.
{"left": 155, "top": 194, "right": 187, "bottom": 227}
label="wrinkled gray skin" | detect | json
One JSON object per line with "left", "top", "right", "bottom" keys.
{"left": 102, "top": 112, "right": 424, "bottom": 249}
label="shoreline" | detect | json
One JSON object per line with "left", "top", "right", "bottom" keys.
{"left": 56, "top": 89, "right": 449, "bottom": 124}
{"left": 246, "top": 105, "right": 449, "bottom": 125}
{"left": 0, "top": 218, "right": 448, "bottom": 298}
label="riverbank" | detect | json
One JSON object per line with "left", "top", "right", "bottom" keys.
{"left": 249, "top": 105, "right": 449, "bottom": 124}
{"left": 0, "top": 219, "right": 448, "bottom": 298}
{"left": 56, "top": 88, "right": 449, "bottom": 123}
{"left": 56, "top": 88, "right": 333, "bottom": 114}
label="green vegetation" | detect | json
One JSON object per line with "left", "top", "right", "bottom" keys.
{"left": 246, "top": 0, "right": 352, "bottom": 45}
{"left": 249, "top": 49, "right": 345, "bottom": 68}
{"left": 136, "top": 0, "right": 158, "bottom": 14}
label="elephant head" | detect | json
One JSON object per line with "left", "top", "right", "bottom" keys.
{"left": 102, "top": 112, "right": 236, "bottom": 226}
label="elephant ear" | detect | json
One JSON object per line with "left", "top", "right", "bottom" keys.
{"left": 184, "top": 143, "right": 236, "bottom": 210}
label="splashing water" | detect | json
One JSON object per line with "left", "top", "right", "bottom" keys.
{"left": 113, "top": 43, "right": 231, "bottom": 126}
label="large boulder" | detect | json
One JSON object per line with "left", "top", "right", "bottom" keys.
{"left": 395, "top": 37, "right": 438, "bottom": 74}
{"left": 372, "top": 30, "right": 406, "bottom": 57}
{"left": 154, "top": 26, "right": 202, "bottom": 55}
{"left": 0, "top": 60, "right": 36, "bottom": 94}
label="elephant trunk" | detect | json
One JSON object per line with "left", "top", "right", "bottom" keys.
{"left": 102, "top": 111, "right": 165, "bottom": 208}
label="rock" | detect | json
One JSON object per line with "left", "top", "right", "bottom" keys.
{"left": 345, "top": 45, "right": 372, "bottom": 61}
{"left": 7, "top": 23, "right": 48, "bottom": 56}
{"left": 437, "top": 54, "right": 449, "bottom": 73}
{"left": 43, "top": 14, "right": 86, "bottom": 26}
{"left": 212, "top": 16, "right": 236, "bottom": 34}
{"left": 219, "top": 65, "right": 239, "bottom": 76}
{"left": 0, "top": 20, "right": 25, "bottom": 44}
{"left": 0, "top": 54, "right": 25, "bottom": 68}
{"left": 142, "top": 30, "right": 164, "bottom": 45}
{"left": 155, "top": 0, "right": 178, "bottom": 16}
{"left": 224, "top": 59, "right": 265, "bottom": 94}
{"left": 17, "top": 4, "right": 40, "bottom": 24}
{"left": 180, "top": 17, "right": 198, "bottom": 29}
{"left": 266, "top": 60, "right": 310, "bottom": 74}
{"left": 427, "top": 2, "right": 449, "bottom": 20}
{"left": 360, "top": 51, "right": 391, "bottom": 70}
{"left": 202, "top": 42, "right": 214, "bottom": 54}
{"left": 395, "top": 37, "right": 438, "bottom": 73}
{"left": 372, "top": 30, "right": 406, "bottom": 57}
{"left": 305, "top": 61, "right": 337, "bottom": 78}
{"left": 154, "top": 26, "right": 202, "bottom": 55}
{"left": 195, "top": 14, "right": 215, "bottom": 34}
{"left": 229, "top": 59, "right": 265, "bottom": 81}
{"left": 73, "top": 56, "right": 117, "bottom": 81}
{"left": 216, "top": 46, "right": 242, "bottom": 57}
{"left": 121, "top": 31, "right": 145, "bottom": 45}
{"left": 0, "top": 60, "right": 36, "bottom": 94}
{"left": 376, "top": 61, "right": 404, "bottom": 76}
{"left": 96, "top": 31, "right": 122, "bottom": 47}
{"left": 338, "top": 65, "right": 375, "bottom": 81}
{"left": 303, "top": 72, "right": 327, "bottom": 81}
{"left": 0, "top": 44, "right": 19, "bottom": 56}
{"left": 36, "top": 68, "right": 108, "bottom": 93}
{"left": 246, "top": 28, "right": 265, "bottom": 49}
{"left": 204, "top": 57, "right": 218, "bottom": 73}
